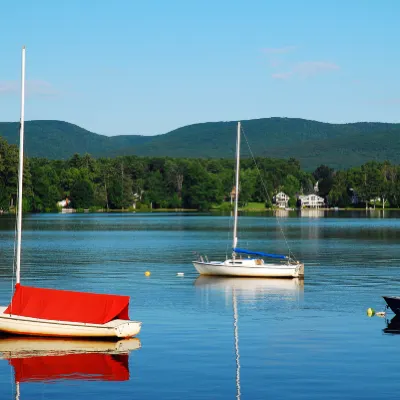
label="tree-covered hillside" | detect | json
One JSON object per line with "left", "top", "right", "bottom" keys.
{"left": 1, "top": 118, "right": 399, "bottom": 170}
{"left": 0, "top": 120, "right": 151, "bottom": 159}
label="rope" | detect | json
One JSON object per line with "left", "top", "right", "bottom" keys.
{"left": 240, "top": 125, "right": 298, "bottom": 262}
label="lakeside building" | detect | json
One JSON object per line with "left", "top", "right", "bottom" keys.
{"left": 298, "top": 194, "right": 325, "bottom": 208}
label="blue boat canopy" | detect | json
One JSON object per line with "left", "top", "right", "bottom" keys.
{"left": 233, "top": 247, "right": 288, "bottom": 260}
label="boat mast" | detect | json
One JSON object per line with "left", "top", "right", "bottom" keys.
{"left": 232, "top": 122, "right": 241, "bottom": 252}
{"left": 16, "top": 46, "right": 26, "bottom": 285}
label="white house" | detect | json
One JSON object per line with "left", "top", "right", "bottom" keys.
{"left": 299, "top": 194, "right": 324, "bottom": 208}
{"left": 57, "top": 198, "right": 70, "bottom": 208}
{"left": 132, "top": 192, "right": 142, "bottom": 209}
{"left": 274, "top": 192, "right": 290, "bottom": 209}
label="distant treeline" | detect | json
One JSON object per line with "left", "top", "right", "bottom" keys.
{"left": 0, "top": 137, "right": 398, "bottom": 211}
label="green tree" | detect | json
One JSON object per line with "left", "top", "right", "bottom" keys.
{"left": 182, "top": 160, "right": 223, "bottom": 210}
{"left": 30, "top": 164, "right": 61, "bottom": 212}
{"left": 329, "top": 171, "right": 351, "bottom": 207}
{"left": 70, "top": 179, "right": 94, "bottom": 209}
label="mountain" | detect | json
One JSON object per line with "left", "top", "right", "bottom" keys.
{"left": 0, "top": 120, "right": 152, "bottom": 159}
{"left": 0, "top": 118, "right": 399, "bottom": 170}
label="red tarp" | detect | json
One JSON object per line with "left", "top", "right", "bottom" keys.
{"left": 4, "top": 284, "right": 130, "bottom": 324}
{"left": 9, "top": 353, "right": 129, "bottom": 382}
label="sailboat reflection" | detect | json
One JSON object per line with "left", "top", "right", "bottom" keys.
{"left": 195, "top": 276, "right": 304, "bottom": 301}
{"left": 195, "top": 277, "right": 304, "bottom": 399}
{"left": 383, "top": 315, "right": 400, "bottom": 334}
{"left": 0, "top": 336, "right": 140, "bottom": 398}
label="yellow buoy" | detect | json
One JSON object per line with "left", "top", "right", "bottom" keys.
{"left": 145, "top": 271, "right": 151, "bottom": 277}
{"left": 367, "top": 307, "right": 375, "bottom": 317}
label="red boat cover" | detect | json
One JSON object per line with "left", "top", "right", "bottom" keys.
{"left": 9, "top": 353, "right": 129, "bottom": 382}
{"left": 4, "top": 284, "right": 130, "bottom": 324}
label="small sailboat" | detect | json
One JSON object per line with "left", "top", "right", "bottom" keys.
{"left": 193, "top": 122, "right": 304, "bottom": 278}
{"left": 0, "top": 47, "right": 141, "bottom": 338}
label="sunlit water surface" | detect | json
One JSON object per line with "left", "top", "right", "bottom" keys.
{"left": 0, "top": 210, "right": 400, "bottom": 399}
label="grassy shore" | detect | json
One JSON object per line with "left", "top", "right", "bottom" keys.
{"left": 2, "top": 203, "right": 397, "bottom": 215}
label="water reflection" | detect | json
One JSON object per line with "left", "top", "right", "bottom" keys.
{"left": 195, "top": 277, "right": 303, "bottom": 400}
{"left": 300, "top": 209, "right": 325, "bottom": 218}
{"left": 0, "top": 337, "right": 140, "bottom": 398}
{"left": 194, "top": 276, "right": 304, "bottom": 302}
{"left": 274, "top": 209, "right": 289, "bottom": 218}
{"left": 383, "top": 315, "right": 400, "bottom": 334}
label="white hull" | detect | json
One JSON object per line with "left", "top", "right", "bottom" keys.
{"left": 193, "top": 259, "right": 304, "bottom": 278}
{"left": 0, "top": 307, "right": 141, "bottom": 339}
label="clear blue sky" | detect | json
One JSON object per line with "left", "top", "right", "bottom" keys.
{"left": 0, "top": 0, "right": 399, "bottom": 136}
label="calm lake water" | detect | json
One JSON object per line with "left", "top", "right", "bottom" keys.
{"left": 0, "top": 210, "right": 400, "bottom": 399}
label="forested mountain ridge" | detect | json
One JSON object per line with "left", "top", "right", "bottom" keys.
{"left": 1, "top": 118, "right": 399, "bottom": 170}
{"left": 0, "top": 120, "right": 151, "bottom": 159}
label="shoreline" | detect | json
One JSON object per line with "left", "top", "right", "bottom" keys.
{"left": 0, "top": 207, "right": 398, "bottom": 215}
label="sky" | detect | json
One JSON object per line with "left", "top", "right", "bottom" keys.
{"left": 0, "top": 0, "right": 399, "bottom": 136}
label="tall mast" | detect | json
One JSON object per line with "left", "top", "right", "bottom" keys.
{"left": 16, "top": 46, "right": 26, "bottom": 285}
{"left": 232, "top": 122, "right": 241, "bottom": 251}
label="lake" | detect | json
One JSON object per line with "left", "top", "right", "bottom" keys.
{"left": 0, "top": 210, "right": 400, "bottom": 399}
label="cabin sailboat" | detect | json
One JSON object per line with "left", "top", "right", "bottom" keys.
{"left": 0, "top": 46, "right": 141, "bottom": 339}
{"left": 193, "top": 122, "right": 304, "bottom": 278}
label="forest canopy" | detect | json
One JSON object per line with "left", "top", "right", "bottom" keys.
{"left": 0, "top": 137, "right": 397, "bottom": 212}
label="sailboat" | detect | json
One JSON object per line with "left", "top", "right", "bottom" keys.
{"left": 0, "top": 46, "right": 141, "bottom": 338}
{"left": 193, "top": 122, "right": 304, "bottom": 278}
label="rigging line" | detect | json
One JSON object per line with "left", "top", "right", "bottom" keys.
{"left": 240, "top": 125, "right": 298, "bottom": 261}
{"left": 227, "top": 217, "right": 233, "bottom": 259}
{"left": 226, "top": 172, "right": 235, "bottom": 257}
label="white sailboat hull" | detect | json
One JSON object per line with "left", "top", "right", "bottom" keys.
{"left": 193, "top": 259, "right": 304, "bottom": 278}
{"left": 0, "top": 307, "right": 141, "bottom": 339}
